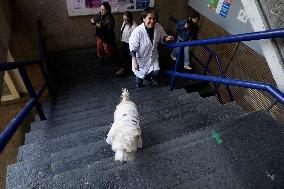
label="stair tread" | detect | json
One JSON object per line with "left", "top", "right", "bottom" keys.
{"left": 35, "top": 88, "right": 193, "bottom": 121}
{"left": 6, "top": 108, "right": 248, "bottom": 188}
{"left": 19, "top": 97, "right": 222, "bottom": 161}
{"left": 26, "top": 92, "right": 205, "bottom": 144}
{"left": 29, "top": 90, "right": 201, "bottom": 134}
{"left": 38, "top": 111, "right": 284, "bottom": 189}
{"left": 10, "top": 100, "right": 243, "bottom": 188}
{"left": 7, "top": 47, "right": 284, "bottom": 189}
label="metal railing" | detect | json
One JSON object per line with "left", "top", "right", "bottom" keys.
{"left": 166, "top": 28, "right": 284, "bottom": 48}
{"left": 0, "top": 20, "right": 48, "bottom": 153}
{"left": 163, "top": 28, "right": 284, "bottom": 105}
{"left": 188, "top": 45, "right": 234, "bottom": 104}
{"left": 163, "top": 71, "right": 284, "bottom": 105}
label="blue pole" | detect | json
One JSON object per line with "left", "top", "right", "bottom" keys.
{"left": 37, "top": 20, "right": 47, "bottom": 62}
{"left": 0, "top": 98, "right": 37, "bottom": 152}
{"left": 166, "top": 28, "right": 284, "bottom": 49}
{"left": 37, "top": 20, "right": 52, "bottom": 94}
{"left": 163, "top": 71, "right": 284, "bottom": 105}
{"left": 170, "top": 47, "right": 183, "bottom": 91}
{"left": 0, "top": 84, "right": 46, "bottom": 153}
{"left": 18, "top": 67, "right": 46, "bottom": 120}
{"left": 0, "top": 60, "right": 41, "bottom": 71}
{"left": 203, "top": 45, "right": 234, "bottom": 102}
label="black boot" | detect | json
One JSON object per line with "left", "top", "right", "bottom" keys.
{"left": 98, "top": 57, "right": 104, "bottom": 67}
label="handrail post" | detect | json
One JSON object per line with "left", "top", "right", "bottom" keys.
{"left": 0, "top": 98, "right": 37, "bottom": 152}
{"left": 18, "top": 66, "right": 46, "bottom": 120}
{"left": 203, "top": 54, "right": 213, "bottom": 75}
{"left": 170, "top": 47, "right": 183, "bottom": 90}
{"left": 214, "top": 55, "right": 234, "bottom": 102}
{"left": 37, "top": 19, "right": 52, "bottom": 94}
{"left": 200, "top": 45, "right": 234, "bottom": 103}
{"left": 37, "top": 20, "right": 46, "bottom": 62}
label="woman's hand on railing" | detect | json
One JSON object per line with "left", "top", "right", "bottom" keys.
{"left": 164, "top": 36, "right": 175, "bottom": 43}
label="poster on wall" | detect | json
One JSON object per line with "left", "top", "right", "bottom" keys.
{"left": 66, "top": 0, "right": 154, "bottom": 16}
{"left": 207, "top": 0, "right": 232, "bottom": 17}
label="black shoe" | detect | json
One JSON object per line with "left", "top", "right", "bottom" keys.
{"left": 151, "top": 80, "right": 159, "bottom": 86}
{"left": 144, "top": 79, "right": 152, "bottom": 86}
{"left": 97, "top": 58, "right": 104, "bottom": 67}
{"left": 136, "top": 83, "right": 145, "bottom": 88}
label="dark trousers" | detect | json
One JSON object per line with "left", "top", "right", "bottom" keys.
{"left": 136, "top": 70, "right": 159, "bottom": 87}
{"left": 119, "top": 42, "right": 131, "bottom": 70}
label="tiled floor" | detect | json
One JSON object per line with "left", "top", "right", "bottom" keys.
{"left": 0, "top": 97, "right": 35, "bottom": 189}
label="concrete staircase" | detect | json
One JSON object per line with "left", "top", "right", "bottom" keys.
{"left": 6, "top": 49, "right": 284, "bottom": 188}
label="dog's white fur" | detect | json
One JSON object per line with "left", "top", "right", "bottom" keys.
{"left": 106, "top": 88, "right": 142, "bottom": 162}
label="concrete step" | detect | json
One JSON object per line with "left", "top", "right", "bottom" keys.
{"left": 49, "top": 77, "right": 136, "bottom": 104}
{"left": 32, "top": 91, "right": 193, "bottom": 130}
{"left": 49, "top": 103, "right": 244, "bottom": 175}
{"left": 37, "top": 111, "right": 284, "bottom": 189}
{"left": 12, "top": 101, "right": 241, "bottom": 188}
{"left": 30, "top": 89, "right": 199, "bottom": 132}
{"left": 26, "top": 92, "right": 202, "bottom": 144}
{"left": 36, "top": 87, "right": 188, "bottom": 121}
{"left": 19, "top": 97, "right": 221, "bottom": 161}
{"left": 177, "top": 78, "right": 217, "bottom": 98}
{"left": 7, "top": 105, "right": 242, "bottom": 189}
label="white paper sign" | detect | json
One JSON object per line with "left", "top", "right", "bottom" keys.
{"left": 66, "top": 0, "right": 154, "bottom": 16}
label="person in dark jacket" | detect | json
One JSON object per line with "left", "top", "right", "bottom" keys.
{"left": 91, "top": 2, "right": 117, "bottom": 66}
{"left": 170, "top": 11, "right": 200, "bottom": 70}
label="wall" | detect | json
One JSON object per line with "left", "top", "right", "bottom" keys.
{"left": 187, "top": 0, "right": 264, "bottom": 55}
{"left": 0, "top": 0, "right": 12, "bottom": 99}
{"left": 187, "top": 7, "right": 284, "bottom": 121}
{"left": 5, "top": 0, "right": 190, "bottom": 95}
{"left": 9, "top": 0, "right": 189, "bottom": 54}
{"left": 257, "top": 0, "right": 284, "bottom": 61}
{"left": 0, "top": 0, "right": 12, "bottom": 52}
{"left": 7, "top": 0, "right": 190, "bottom": 95}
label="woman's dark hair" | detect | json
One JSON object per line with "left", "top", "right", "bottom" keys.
{"left": 140, "top": 7, "right": 159, "bottom": 23}
{"left": 101, "top": 1, "right": 111, "bottom": 13}
{"left": 124, "top": 11, "right": 134, "bottom": 26}
{"left": 191, "top": 11, "right": 200, "bottom": 19}
{"left": 186, "top": 11, "right": 200, "bottom": 27}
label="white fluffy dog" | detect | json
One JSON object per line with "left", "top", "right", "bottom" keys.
{"left": 106, "top": 88, "right": 142, "bottom": 162}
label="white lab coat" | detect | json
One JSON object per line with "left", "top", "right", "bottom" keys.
{"left": 129, "top": 23, "right": 167, "bottom": 79}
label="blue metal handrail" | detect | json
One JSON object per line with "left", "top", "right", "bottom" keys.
{"left": 166, "top": 28, "right": 284, "bottom": 49}
{"left": 188, "top": 45, "right": 234, "bottom": 103}
{"left": 0, "top": 20, "right": 48, "bottom": 153}
{"left": 163, "top": 71, "right": 284, "bottom": 105}
{"left": 188, "top": 47, "right": 223, "bottom": 102}
{"left": 0, "top": 84, "right": 46, "bottom": 151}
{"left": 201, "top": 45, "right": 234, "bottom": 102}
{"left": 0, "top": 60, "right": 42, "bottom": 71}
{"left": 164, "top": 28, "right": 284, "bottom": 106}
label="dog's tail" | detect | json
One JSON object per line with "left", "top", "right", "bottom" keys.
{"left": 121, "top": 88, "right": 130, "bottom": 102}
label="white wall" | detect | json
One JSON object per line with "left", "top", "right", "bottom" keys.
{"left": 188, "top": 0, "right": 264, "bottom": 55}
{"left": 188, "top": 0, "right": 284, "bottom": 91}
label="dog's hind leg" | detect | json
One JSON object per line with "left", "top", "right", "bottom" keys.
{"left": 126, "top": 151, "right": 135, "bottom": 161}
{"left": 137, "top": 135, "right": 142, "bottom": 149}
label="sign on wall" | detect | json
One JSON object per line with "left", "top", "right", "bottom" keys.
{"left": 66, "top": 0, "right": 154, "bottom": 16}
{"left": 208, "top": 0, "right": 232, "bottom": 17}
{"left": 237, "top": 9, "right": 249, "bottom": 23}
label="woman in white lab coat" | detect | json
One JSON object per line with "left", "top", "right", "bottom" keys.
{"left": 129, "top": 7, "right": 174, "bottom": 88}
